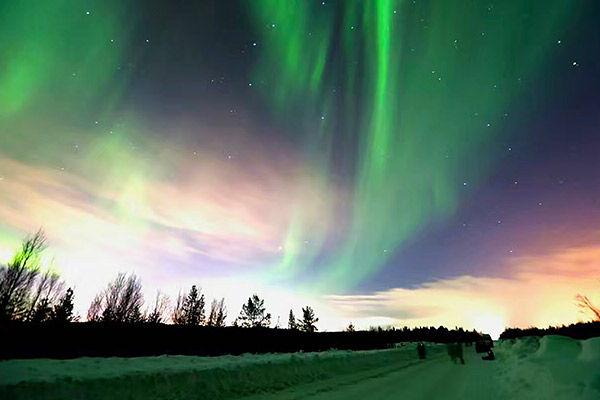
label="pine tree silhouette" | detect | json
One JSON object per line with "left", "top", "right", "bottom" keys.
{"left": 238, "top": 294, "right": 270, "bottom": 328}
{"left": 298, "top": 306, "right": 318, "bottom": 332}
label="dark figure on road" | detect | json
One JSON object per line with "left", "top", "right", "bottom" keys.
{"left": 482, "top": 349, "right": 495, "bottom": 361}
{"left": 417, "top": 342, "right": 426, "bottom": 360}
{"left": 447, "top": 342, "right": 465, "bottom": 364}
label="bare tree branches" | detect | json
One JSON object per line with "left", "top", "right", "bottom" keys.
{"left": 87, "top": 293, "right": 103, "bottom": 322}
{"left": 172, "top": 290, "right": 185, "bottom": 324}
{"left": 576, "top": 293, "right": 600, "bottom": 321}
{"left": 0, "top": 229, "right": 49, "bottom": 322}
{"left": 25, "top": 270, "right": 63, "bottom": 322}
{"left": 146, "top": 291, "right": 170, "bottom": 324}
{"left": 87, "top": 273, "right": 144, "bottom": 323}
{"left": 207, "top": 298, "right": 227, "bottom": 327}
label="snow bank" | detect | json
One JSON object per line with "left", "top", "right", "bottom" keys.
{"left": 534, "top": 335, "right": 581, "bottom": 360}
{"left": 579, "top": 336, "right": 600, "bottom": 362}
{"left": 496, "top": 335, "right": 540, "bottom": 362}
{"left": 496, "top": 335, "right": 600, "bottom": 400}
{"left": 0, "top": 344, "right": 445, "bottom": 400}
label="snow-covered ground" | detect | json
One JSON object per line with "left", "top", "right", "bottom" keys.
{"left": 1, "top": 336, "right": 599, "bottom": 399}
{"left": 494, "top": 335, "right": 600, "bottom": 400}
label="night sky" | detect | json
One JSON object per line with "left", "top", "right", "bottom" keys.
{"left": 1, "top": 0, "right": 599, "bottom": 336}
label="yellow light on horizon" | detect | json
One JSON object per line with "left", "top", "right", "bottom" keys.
{"left": 472, "top": 314, "right": 505, "bottom": 340}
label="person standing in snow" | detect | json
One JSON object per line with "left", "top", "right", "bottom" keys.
{"left": 417, "top": 342, "right": 426, "bottom": 359}
{"left": 447, "top": 342, "right": 465, "bottom": 364}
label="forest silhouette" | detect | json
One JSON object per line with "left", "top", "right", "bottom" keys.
{"left": 1, "top": 229, "right": 599, "bottom": 359}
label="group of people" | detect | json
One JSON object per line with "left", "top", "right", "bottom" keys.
{"left": 415, "top": 341, "right": 495, "bottom": 363}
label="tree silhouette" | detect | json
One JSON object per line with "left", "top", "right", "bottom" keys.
{"left": 171, "top": 290, "right": 185, "bottom": 324}
{"left": 298, "top": 306, "right": 318, "bottom": 332}
{"left": 0, "top": 229, "right": 47, "bottom": 322}
{"left": 345, "top": 322, "right": 355, "bottom": 332}
{"left": 172, "top": 285, "right": 205, "bottom": 325}
{"left": 576, "top": 293, "right": 600, "bottom": 321}
{"left": 288, "top": 309, "right": 297, "bottom": 330}
{"left": 146, "top": 291, "right": 170, "bottom": 324}
{"left": 52, "top": 287, "right": 75, "bottom": 323}
{"left": 207, "top": 297, "right": 227, "bottom": 327}
{"left": 30, "top": 297, "right": 52, "bottom": 323}
{"left": 25, "top": 269, "right": 64, "bottom": 322}
{"left": 238, "top": 294, "right": 271, "bottom": 328}
{"left": 87, "top": 273, "right": 144, "bottom": 323}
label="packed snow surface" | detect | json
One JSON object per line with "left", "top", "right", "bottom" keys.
{"left": 1, "top": 337, "right": 599, "bottom": 399}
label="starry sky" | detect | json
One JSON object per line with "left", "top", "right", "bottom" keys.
{"left": 1, "top": 0, "right": 600, "bottom": 337}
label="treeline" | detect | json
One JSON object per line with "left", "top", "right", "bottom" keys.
{"left": 0, "top": 230, "right": 490, "bottom": 359}
{"left": 0, "top": 230, "right": 320, "bottom": 332}
{"left": 500, "top": 321, "right": 600, "bottom": 341}
{"left": 0, "top": 322, "right": 483, "bottom": 359}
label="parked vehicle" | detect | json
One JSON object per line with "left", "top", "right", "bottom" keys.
{"left": 475, "top": 334, "right": 494, "bottom": 353}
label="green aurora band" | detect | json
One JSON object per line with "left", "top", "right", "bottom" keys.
{"left": 0, "top": 0, "right": 585, "bottom": 294}
{"left": 0, "top": 1, "right": 157, "bottom": 231}
{"left": 250, "top": 0, "right": 580, "bottom": 290}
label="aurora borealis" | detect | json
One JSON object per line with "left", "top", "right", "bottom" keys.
{"left": 1, "top": 0, "right": 600, "bottom": 336}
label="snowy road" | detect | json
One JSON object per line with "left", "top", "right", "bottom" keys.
{"left": 3, "top": 336, "right": 598, "bottom": 399}
{"left": 242, "top": 346, "right": 504, "bottom": 400}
